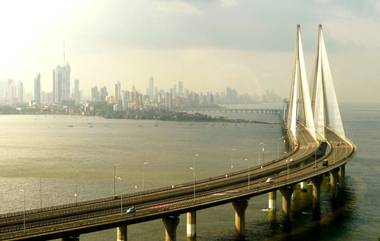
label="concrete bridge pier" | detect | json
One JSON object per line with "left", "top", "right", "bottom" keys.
{"left": 186, "top": 211, "right": 196, "bottom": 241}
{"left": 299, "top": 181, "right": 307, "bottom": 191}
{"left": 162, "top": 215, "right": 180, "bottom": 241}
{"left": 232, "top": 199, "right": 248, "bottom": 239}
{"left": 268, "top": 191, "right": 277, "bottom": 222}
{"left": 311, "top": 176, "right": 322, "bottom": 219}
{"left": 116, "top": 225, "right": 127, "bottom": 241}
{"left": 329, "top": 169, "right": 339, "bottom": 199}
{"left": 62, "top": 234, "right": 80, "bottom": 241}
{"left": 280, "top": 186, "right": 293, "bottom": 222}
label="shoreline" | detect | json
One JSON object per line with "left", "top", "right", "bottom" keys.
{"left": 0, "top": 111, "right": 280, "bottom": 125}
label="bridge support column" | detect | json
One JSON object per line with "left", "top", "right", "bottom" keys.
{"left": 268, "top": 191, "right": 277, "bottom": 222}
{"left": 62, "top": 234, "right": 80, "bottom": 241}
{"left": 116, "top": 225, "right": 127, "bottom": 241}
{"left": 329, "top": 169, "right": 339, "bottom": 199}
{"left": 299, "top": 181, "right": 307, "bottom": 191}
{"left": 280, "top": 186, "right": 293, "bottom": 222}
{"left": 162, "top": 215, "right": 180, "bottom": 241}
{"left": 311, "top": 177, "right": 322, "bottom": 219}
{"left": 232, "top": 199, "right": 248, "bottom": 239}
{"left": 186, "top": 211, "right": 196, "bottom": 241}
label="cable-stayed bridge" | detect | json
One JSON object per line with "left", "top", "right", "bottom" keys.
{"left": 0, "top": 25, "right": 355, "bottom": 241}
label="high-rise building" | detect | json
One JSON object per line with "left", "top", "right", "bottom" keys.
{"left": 17, "top": 81, "right": 24, "bottom": 104}
{"left": 178, "top": 81, "right": 183, "bottom": 97}
{"left": 91, "top": 86, "right": 99, "bottom": 102}
{"left": 74, "top": 79, "right": 80, "bottom": 105}
{"left": 114, "top": 81, "right": 121, "bottom": 103}
{"left": 147, "top": 77, "right": 154, "bottom": 98}
{"left": 52, "top": 63, "right": 71, "bottom": 104}
{"left": 34, "top": 73, "right": 41, "bottom": 105}
{"left": 6, "top": 79, "right": 17, "bottom": 105}
{"left": 100, "top": 86, "right": 108, "bottom": 102}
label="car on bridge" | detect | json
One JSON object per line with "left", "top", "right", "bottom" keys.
{"left": 323, "top": 159, "right": 329, "bottom": 167}
{"left": 126, "top": 206, "right": 136, "bottom": 215}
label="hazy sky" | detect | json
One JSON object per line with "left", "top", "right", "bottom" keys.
{"left": 0, "top": 0, "right": 379, "bottom": 102}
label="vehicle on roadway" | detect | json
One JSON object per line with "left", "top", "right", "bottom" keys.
{"left": 126, "top": 206, "right": 136, "bottom": 215}
{"left": 322, "top": 159, "right": 329, "bottom": 167}
{"left": 266, "top": 177, "right": 273, "bottom": 183}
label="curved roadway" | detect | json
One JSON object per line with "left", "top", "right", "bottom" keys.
{"left": 0, "top": 125, "right": 355, "bottom": 241}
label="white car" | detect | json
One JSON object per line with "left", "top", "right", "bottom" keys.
{"left": 266, "top": 177, "right": 273, "bottom": 183}
{"left": 126, "top": 206, "right": 136, "bottom": 215}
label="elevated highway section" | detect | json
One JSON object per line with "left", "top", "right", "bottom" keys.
{"left": 0, "top": 125, "right": 319, "bottom": 241}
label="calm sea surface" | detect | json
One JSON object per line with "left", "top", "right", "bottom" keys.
{"left": 0, "top": 103, "right": 377, "bottom": 241}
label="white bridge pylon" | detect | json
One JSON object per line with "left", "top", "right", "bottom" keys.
{"left": 311, "top": 25, "right": 345, "bottom": 140}
{"left": 287, "top": 24, "right": 345, "bottom": 143}
{"left": 287, "top": 25, "right": 316, "bottom": 141}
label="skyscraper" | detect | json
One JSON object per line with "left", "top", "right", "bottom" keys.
{"left": 52, "top": 63, "right": 71, "bottom": 104}
{"left": 114, "top": 81, "right": 121, "bottom": 103}
{"left": 147, "top": 77, "right": 154, "bottom": 98}
{"left": 17, "top": 81, "right": 23, "bottom": 103}
{"left": 34, "top": 73, "right": 41, "bottom": 105}
{"left": 100, "top": 86, "right": 108, "bottom": 102}
{"left": 91, "top": 86, "right": 99, "bottom": 102}
{"left": 178, "top": 81, "right": 183, "bottom": 97}
{"left": 74, "top": 79, "right": 80, "bottom": 105}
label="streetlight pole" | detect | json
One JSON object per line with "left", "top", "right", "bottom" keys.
{"left": 20, "top": 189, "right": 26, "bottom": 231}
{"left": 142, "top": 161, "right": 149, "bottom": 191}
{"left": 121, "top": 194, "right": 123, "bottom": 214}
{"left": 277, "top": 142, "right": 279, "bottom": 159}
{"left": 39, "top": 177, "right": 42, "bottom": 209}
{"left": 277, "top": 136, "right": 285, "bottom": 159}
{"left": 114, "top": 176, "right": 123, "bottom": 214}
{"left": 190, "top": 153, "right": 199, "bottom": 201}
{"left": 74, "top": 183, "right": 78, "bottom": 205}
{"left": 230, "top": 148, "right": 237, "bottom": 170}
{"left": 259, "top": 142, "right": 265, "bottom": 168}
{"left": 113, "top": 165, "right": 116, "bottom": 196}
{"left": 244, "top": 158, "right": 250, "bottom": 190}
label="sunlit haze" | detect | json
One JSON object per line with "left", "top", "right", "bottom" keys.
{"left": 0, "top": 0, "right": 378, "bottom": 102}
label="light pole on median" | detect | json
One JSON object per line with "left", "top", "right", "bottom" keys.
{"left": 39, "top": 177, "right": 42, "bottom": 209}
{"left": 115, "top": 176, "right": 123, "bottom": 214}
{"left": 190, "top": 153, "right": 199, "bottom": 201}
{"left": 74, "top": 183, "right": 78, "bottom": 205}
{"left": 278, "top": 136, "right": 286, "bottom": 159}
{"left": 113, "top": 165, "right": 116, "bottom": 197}
{"left": 259, "top": 142, "right": 265, "bottom": 168}
{"left": 20, "top": 189, "right": 26, "bottom": 231}
{"left": 230, "top": 148, "right": 237, "bottom": 170}
{"left": 189, "top": 167, "right": 196, "bottom": 201}
{"left": 244, "top": 158, "right": 250, "bottom": 189}
{"left": 142, "top": 161, "right": 149, "bottom": 191}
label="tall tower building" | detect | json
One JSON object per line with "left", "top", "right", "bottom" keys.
{"left": 53, "top": 46, "right": 71, "bottom": 104}
{"left": 178, "top": 81, "right": 183, "bottom": 97}
{"left": 52, "top": 64, "right": 71, "bottom": 104}
{"left": 115, "top": 81, "right": 121, "bottom": 103}
{"left": 74, "top": 79, "right": 80, "bottom": 105}
{"left": 17, "top": 81, "right": 24, "bottom": 103}
{"left": 34, "top": 73, "right": 41, "bottom": 105}
{"left": 100, "top": 86, "right": 108, "bottom": 102}
{"left": 148, "top": 77, "right": 154, "bottom": 98}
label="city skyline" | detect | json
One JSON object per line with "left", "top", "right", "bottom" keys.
{"left": 0, "top": 1, "right": 379, "bottom": 102}
{"left": 0, "top": 69, "right": 282, "bottom": 106}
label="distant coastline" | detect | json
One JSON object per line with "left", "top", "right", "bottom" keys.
{"left": 0, "top": 105, "right": 279, "bottom": 125}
